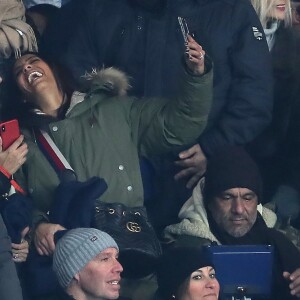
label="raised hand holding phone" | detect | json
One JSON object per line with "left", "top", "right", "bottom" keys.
{"left": 184, "top": 35, "right": 206, "bottom": 75}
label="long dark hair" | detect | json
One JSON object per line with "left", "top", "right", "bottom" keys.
{"left": 4, "top": 51, "right": 76, "bottom": 126}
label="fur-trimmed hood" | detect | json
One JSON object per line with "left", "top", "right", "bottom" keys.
{"left": 65, "top": 67, "right": 132, "bottom": 119}
{"left": 83, "top": 67, "right": 131, "bottom": 96}
{"left": 164, "top": 178, "right": 277, "bottom": 243}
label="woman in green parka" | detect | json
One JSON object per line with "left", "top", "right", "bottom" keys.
{"left": 9, "top": 35, "right": 212, "bottom": 260}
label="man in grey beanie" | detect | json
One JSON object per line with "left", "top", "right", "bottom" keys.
{"left": 53, "top": 228, "right": 123, "bottom": 300}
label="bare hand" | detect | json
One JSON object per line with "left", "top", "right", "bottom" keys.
{"left": 0, "top": 135, "right": 28, "bottom": 175}
{"left": 283, "top": 269, "right": 300, "bottom": 297}
{"left": 12, "top": 226, "right": 29, "bottom": 263}
{"left": 34, "top": 223, "right": 66, "bottom": 256}
{"left": 174, "top": 144, "right": 207, "bottom": 189}
{"left": 184, "top": 35, "right": 206, "bottom": 75}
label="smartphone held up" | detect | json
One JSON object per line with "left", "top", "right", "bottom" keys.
{"left": 178, "top": 16, "right": 190, "bottom": 45}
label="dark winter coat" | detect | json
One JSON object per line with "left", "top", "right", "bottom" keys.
{"left": 248, "top": 25, "right": 300, "bottom": 200}
{"left": 0, "top": 214, "right": 23, "bottom": 300}
{"left": 42, "top": 0, "right": 273, "bottom": 156}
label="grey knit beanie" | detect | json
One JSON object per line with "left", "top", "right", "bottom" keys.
{"left": 53, "top": 228, "right": 119, "bottom": 289}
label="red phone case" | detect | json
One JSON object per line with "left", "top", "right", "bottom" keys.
{"left": 0, "top": 119, "right": 20, "bottom": 151}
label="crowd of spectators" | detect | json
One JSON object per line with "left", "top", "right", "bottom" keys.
{"left": 0, "top": 0, "right": 300, "bottom": 299}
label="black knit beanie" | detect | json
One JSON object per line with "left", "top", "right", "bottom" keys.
{"left": 203, "top": 146, "right": 263, "bottom": 204}
{"left": 156, "top": 247, "right": 214, "bottom": 299}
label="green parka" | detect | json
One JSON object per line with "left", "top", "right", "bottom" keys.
{"left": 15, "top": 66, "right": 213, "bottom": 225}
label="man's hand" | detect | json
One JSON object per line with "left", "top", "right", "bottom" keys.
{"left": 34, "top": 223, "right": 65, "bottom": 256}
{"left": 184, "top": 35, "right": 206, "bottom": 76}
{"left": 174, "top": 144, "right": 207, "bottom": 189}
{"left": 283, "top": 269, "right": 300, "bottom": 297}
{"left": 0, "top": 135, "right": 28, "bottom": 175}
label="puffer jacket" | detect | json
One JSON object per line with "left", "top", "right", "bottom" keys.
{"left": 14, "top": 66, "right": 212, "bottom": 225}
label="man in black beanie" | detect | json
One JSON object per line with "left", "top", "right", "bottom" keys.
{"left": 203, "top": 146, "right": 263, "bottom": 238}
{"left": 164, "top": 146, "right": 300, "bottom": 299}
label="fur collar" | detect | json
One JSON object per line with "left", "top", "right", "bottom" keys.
{"left": 164, "top": 178, "right": 277, "bottom": 242}
{"left": 83, "top": 67, "right": 131, "bottom": 96}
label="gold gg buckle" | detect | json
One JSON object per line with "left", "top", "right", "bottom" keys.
{"left": 126, "top": 222, "right": 141, "bottom": 233}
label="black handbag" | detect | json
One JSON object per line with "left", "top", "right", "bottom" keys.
{"left": 93, "top": 202, "right": 162, "bottom": 278}
{"left": 36, "top": 129, "right": 162, "bottom": 279}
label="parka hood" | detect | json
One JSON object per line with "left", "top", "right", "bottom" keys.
{"left": 83, "top": 67, "right": 131, "bottom": 96}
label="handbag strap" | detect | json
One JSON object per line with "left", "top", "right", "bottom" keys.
{"left": 35, "top": 129, "right": 76, "bottom": 181}
{"left": 0, "top": 165, "right": 26, "bottom": 195}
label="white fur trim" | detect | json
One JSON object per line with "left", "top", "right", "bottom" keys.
{"left": 82, "top": 67, "right": 131, "bottom": 96}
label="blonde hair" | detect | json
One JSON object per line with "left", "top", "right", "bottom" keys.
{"left": 250, "top": 0, "right": 292, "bottom": 27}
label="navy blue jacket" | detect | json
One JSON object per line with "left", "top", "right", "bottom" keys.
{"left": 247, "top": 25, "right": 300, "bottom": 200}
{"left": 0, "top": 215, "right": 23, "bottom": 300}
{"left": 43, "top": 0, "right": 273, "bottom": 156}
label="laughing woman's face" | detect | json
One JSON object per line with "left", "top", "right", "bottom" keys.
{"left": 13, "top": 54, "right": 59, "bottom": 105}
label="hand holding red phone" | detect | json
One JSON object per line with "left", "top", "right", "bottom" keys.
{"left": 0, "top": 134, "right": 28, "bottom": 175}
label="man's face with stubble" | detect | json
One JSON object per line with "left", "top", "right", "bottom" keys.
{"left": 208, "top": 188, "right": 258, "bottom": 238}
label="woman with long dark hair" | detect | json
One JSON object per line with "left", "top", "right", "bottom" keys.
{"left": 6, "top": 37, "right": 212, "bottom": 299}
